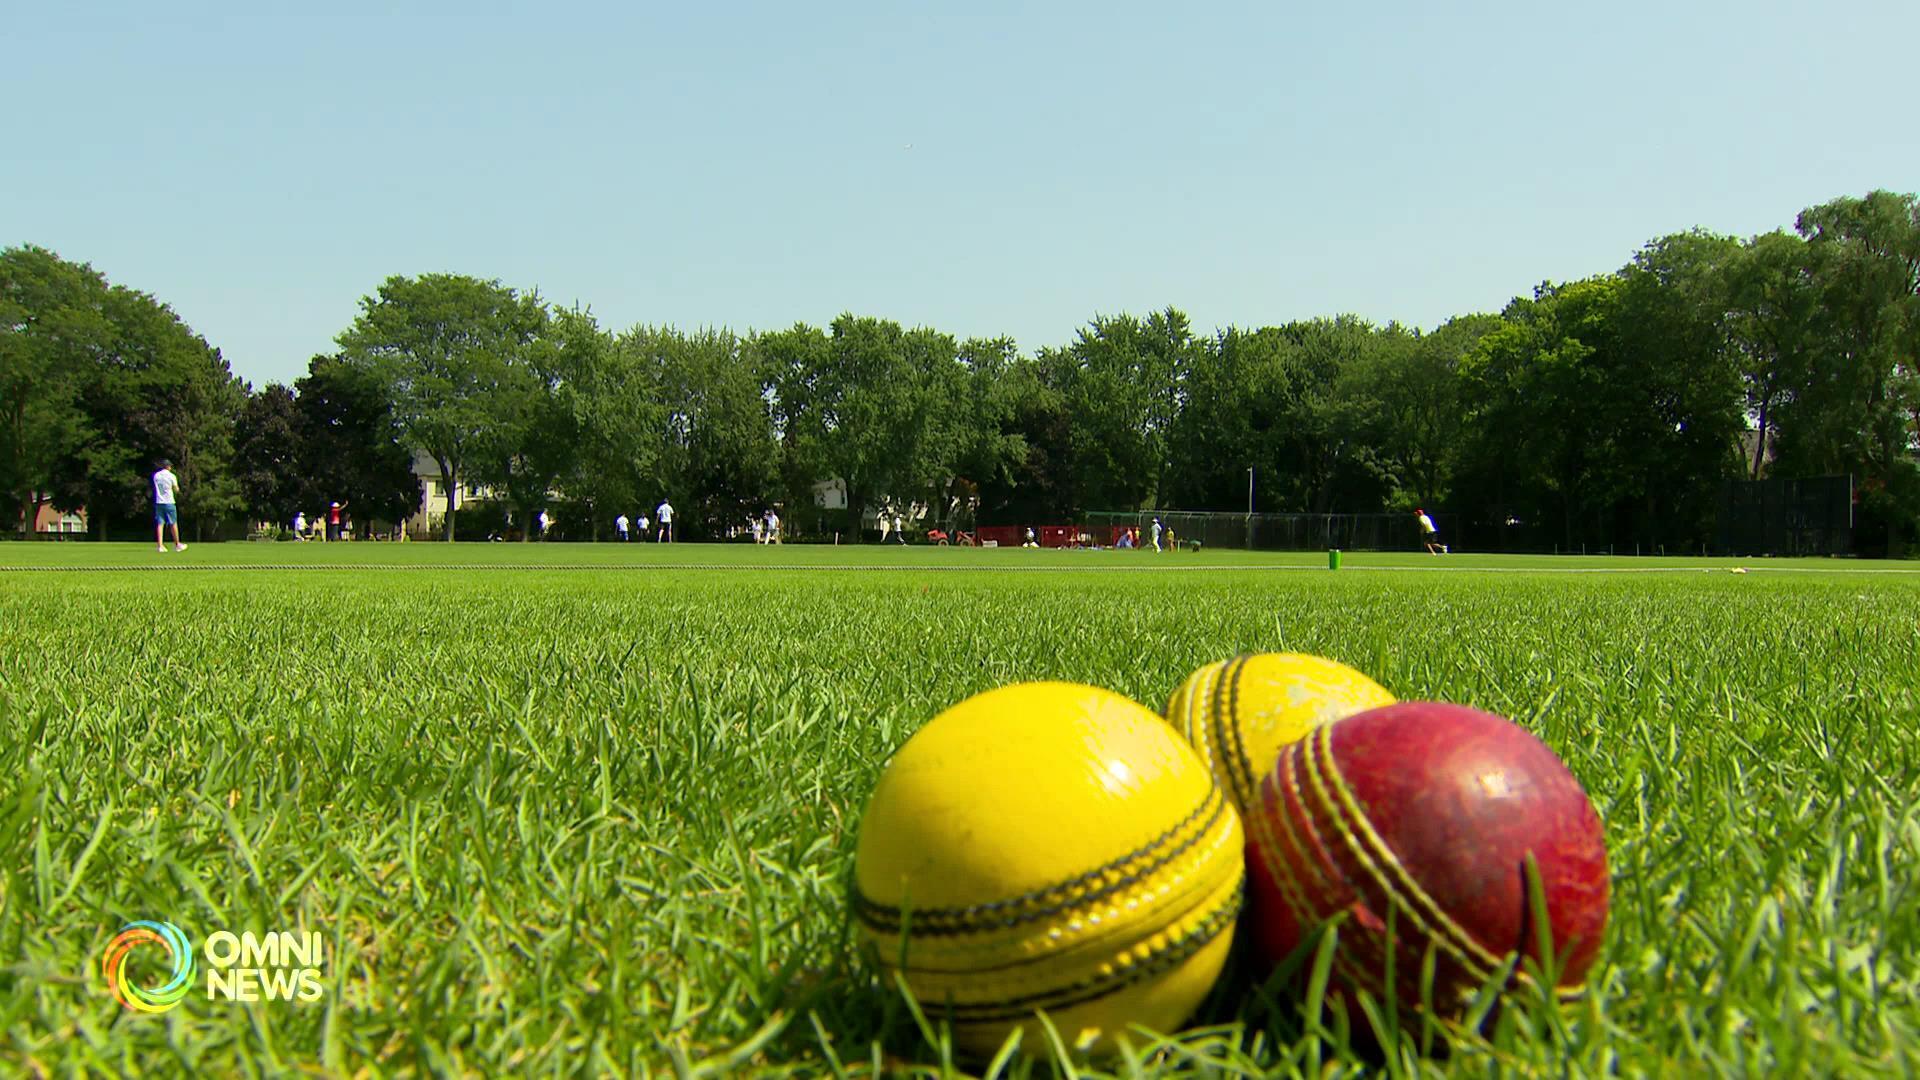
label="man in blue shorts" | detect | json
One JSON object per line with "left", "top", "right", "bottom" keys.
{"left": 153, "top": 459, "right": 186, "bottom": 552}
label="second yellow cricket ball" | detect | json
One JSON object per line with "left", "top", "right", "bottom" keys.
{"left": 1165, "top": 652, "right": 1395, "bottom": 816}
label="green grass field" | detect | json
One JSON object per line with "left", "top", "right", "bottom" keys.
{"left": 3, "top": 543, "right": 1917, "bottom": 1076}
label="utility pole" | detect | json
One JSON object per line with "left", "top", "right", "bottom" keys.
{"left": 1246, "top": 467, "right": 1255, "bottom": 551}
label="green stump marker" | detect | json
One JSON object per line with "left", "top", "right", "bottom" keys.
{"left": 1328, "top": 548, "right": 1342, "bottom": 570}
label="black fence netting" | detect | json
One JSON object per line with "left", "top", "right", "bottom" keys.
{"left": 1716, "top": 475, "right": 1853, "bottom": 557}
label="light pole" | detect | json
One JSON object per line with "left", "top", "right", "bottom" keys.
{"left": 1246, "top": 467, "right": 1256, "bottom": 551}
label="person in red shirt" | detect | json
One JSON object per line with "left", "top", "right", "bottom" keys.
{"left": 327, "top": 500, "right": 348, "bottom": 542}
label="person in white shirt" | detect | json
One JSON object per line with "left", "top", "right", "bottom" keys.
{"left": 1416, "top": 508, "right": 1445, "bottom": 554}
{"left": 638, "top": 514, "right": 650, "bottom": 540}
{"left": 615, "top": 513, "right": 630, "bottom": 541}
{"left": 892, "top": 508, "right": 906, "bottom": 544}
{"left": 752, "top": 516, "right": 765, "bottom": 544}
{"left": 877, "top": 503, "right": 892, "bottom": 543}
{"left": 292, "top": 510, "right": 308, "bottom": 541}
{"left": 1150, "top": 518, "right": 1163, "bottom": 553}
{"left": 536, "top": 509, "right": 551, "bottom": 539}
{"left": 655, "top": 499, "right": 674, "bottom": 542}
{"left": 764, "top": 509, "right": 780, "bottom": 545}
{"left": 152, "top": 460, "right": 186, "bottom": 552}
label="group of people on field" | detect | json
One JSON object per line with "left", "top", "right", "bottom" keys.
{"left": 289, "top": 500, "right": 358, "bottom": 542}
{"left": 614, "top": 500, "right": 676, "bottom": 542}
{"left": 748, "top": 508, "right": 782, "bottom": 544}
{"left": 152, "top": 460, "right": 1455, "bottom": 554}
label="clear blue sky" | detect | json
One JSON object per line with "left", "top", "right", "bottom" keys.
{"left": 6, "top": 2, "right": 1916, "bottom": 388}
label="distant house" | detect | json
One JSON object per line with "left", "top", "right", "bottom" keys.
{"left": 408, "top": 451, "right": 500, "bottom": 537}
{"left": 30, "top": 501, "right": 86, "bottom": 536}
{"left": 812, "top": 478, "right": 848, "bottom": 510}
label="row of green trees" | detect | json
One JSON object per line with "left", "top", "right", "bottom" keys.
{"left": 5, "top": 189, "right": 1916, "bottom": 550}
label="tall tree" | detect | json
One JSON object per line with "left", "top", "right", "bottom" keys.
{"left": 566, "top": 311, "right": 662, "bottom": 536}
{"left": 640, "top": 327, "right": 779, "bottom": 538}
{"left": 1039, "top": 308, "right": 1195, "bottom": 512}
{"left": 1276, "top": 316, "right": 1404, "bottom": 514}
{"left": 1372, "top": 315, "right": 1497, "bottom": 510}
{"left": 234, "top": 383, "right": 304, "bottom": 528}
{"left": 761, "top": 323, "right": 834, "bottom": 532}
{"left": 294, "top": 355, "right": 422, "bottom": 527}
{"left": 1725, "top": 231, "right": 1817, "bottom": 479}
{"left": 1457, "top": 238, "right": 1745, "bottom": 554}
{"left": 61, "top": 282, "right": 244, "bottom": 540}
{"left": 337, "top": 274, "right": 548, "bottom": 541}
{"left": 475, "top": 312, "right": 578, "bottom": 540}
{"left": 1166, "top": 325, "right": 1290, "bottom": 512}
{"left": 1611, "top": 230, "right": 1746, "bottom": 548}
{"left": 771, "top": 315, "right": 968, "bottom": 535}
{"left": 950, "top": 337, "right": 1033, "bottom": 519}
{"left": 0, "top": 246, "right": 109, "bottom": 533}
{"left": 1459, "top": 278, "right": 1625, "bottom": 549}
{"left": 1779, "top": 191, "right": 1920, "bottom": 551}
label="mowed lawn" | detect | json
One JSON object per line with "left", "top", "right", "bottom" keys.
{"left": 2, "top": 545, "right": 1916, "bottom": 1076}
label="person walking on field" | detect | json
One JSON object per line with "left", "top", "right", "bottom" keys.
{"left": 152, "top": 460, "right": 186, "bottom": 552}
{"left": 327, "top": 500, "right": 347, "bottom": 542}
{"left": 655, "top": 498, "right": 674, "bottom": 542}
{"left": 1150, "top": 517, "right": 1163, "bottom": 553}
{"left": 764, "top": 508, "right": 781, "bottom": 544}
{"left": 615, "top": 513, "right": 630, "bottom": 541}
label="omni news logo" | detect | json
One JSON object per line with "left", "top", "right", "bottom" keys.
{"left": 103, "top": 921, "right": 194, "bottom": 1013}
{"left": 103, "top": 921, "right": 326, "bottom": 1011}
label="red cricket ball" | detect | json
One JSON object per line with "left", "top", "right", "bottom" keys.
{"left": 1244, "top": 701, "right": 1609, "bottom": 1023}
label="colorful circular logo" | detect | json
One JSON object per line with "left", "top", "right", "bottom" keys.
{"left": 103, "top": 921, "right": 194, "bottom": 1013}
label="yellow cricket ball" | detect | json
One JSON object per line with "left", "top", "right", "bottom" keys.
{"left": 851, "top": 681, "right": 1244, "bottom": 1059}
{"left": 1165, "top": 653, "right": 1395, "bottom": 817}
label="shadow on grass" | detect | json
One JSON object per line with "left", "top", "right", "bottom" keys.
{"left": 747, "top": 902, "right": 1398, "bottom": 1078}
